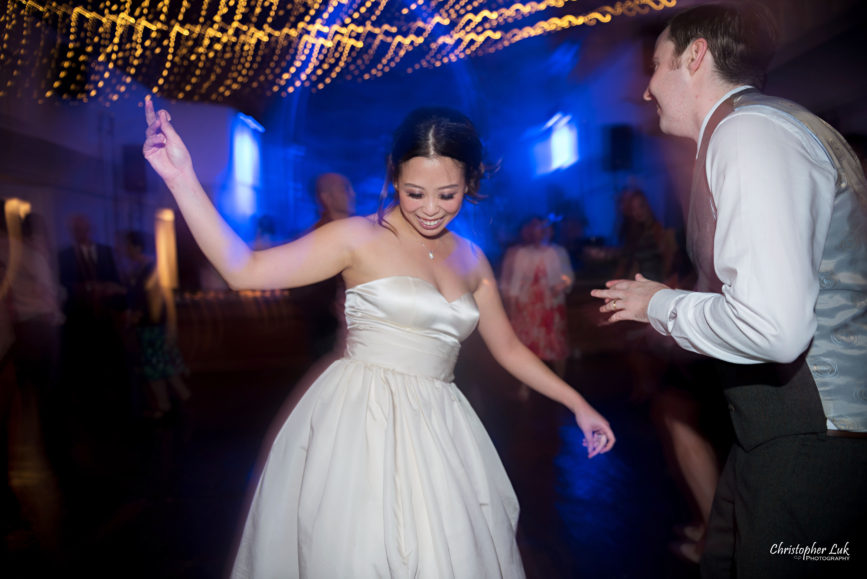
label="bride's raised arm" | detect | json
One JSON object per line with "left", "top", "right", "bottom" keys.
{"left": 142, "top": 96, "right": 353, "bottom": 290}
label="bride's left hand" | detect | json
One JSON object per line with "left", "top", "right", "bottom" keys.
{"left": 574, "top": 404, "right": 615, "bottom": 458}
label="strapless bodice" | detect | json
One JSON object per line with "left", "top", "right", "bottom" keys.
{"left": 343, "top": 276, "right": 479, "bottom": 381}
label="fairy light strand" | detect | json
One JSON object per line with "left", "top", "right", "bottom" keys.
{"left": 1, "top": 0, "right": 677, "bottom": 105}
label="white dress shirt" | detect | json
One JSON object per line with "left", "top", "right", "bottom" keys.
{"left": 647, "top": 86, "right": 838, "bottom": 365}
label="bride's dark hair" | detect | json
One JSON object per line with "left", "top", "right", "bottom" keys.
{"left": 377, "top": 107, "right": 490, "bottom": 227}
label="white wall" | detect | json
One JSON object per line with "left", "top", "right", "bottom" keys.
{"left": 0, "top": 83, "right": 235, "bottom": 255}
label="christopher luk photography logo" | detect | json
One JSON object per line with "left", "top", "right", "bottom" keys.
{"left": 770, "top": 541, "right": 851, "bottom": 562}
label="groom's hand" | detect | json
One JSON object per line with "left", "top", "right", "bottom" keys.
{"left": 590, "top": 273, "right": 669, "bottom": 324}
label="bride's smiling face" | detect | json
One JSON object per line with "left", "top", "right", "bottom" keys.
{"left": 395, "top": 156, "right": 466, "bottom": 238}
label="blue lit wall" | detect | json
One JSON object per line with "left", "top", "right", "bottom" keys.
{"left": 254, "top": 27, "right": 689, "bottom": 269}
{"left": 533, "top": 113, "right": 579, "bottom": 175}
{"left": 217, "top": 112, "right": 265, "bottom": 242}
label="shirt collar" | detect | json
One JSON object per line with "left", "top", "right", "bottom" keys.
{"left": 695, "top": 85, "right": 754, "bottom": 159}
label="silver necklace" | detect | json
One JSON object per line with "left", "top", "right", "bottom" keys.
{"left": 419, "top": 239, "right": 435, "bottom": 260}
{"left": 409, "top": 234, "right": 438, "bottom": 260}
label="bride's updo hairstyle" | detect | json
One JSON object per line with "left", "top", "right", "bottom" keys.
{"left": 378, "top": 107, "right": 489, "bottom": 225}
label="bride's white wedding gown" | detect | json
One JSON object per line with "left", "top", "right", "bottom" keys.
{"left": 231, "top": 276, "right": 525, "bottom": 578}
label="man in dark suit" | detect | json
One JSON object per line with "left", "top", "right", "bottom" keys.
{"left": 58, "top": 214, "right": 121, "bottom": 300}
{"left": 592, "top": 3, "right": 866, "bottom": 577}
{"left": 57, "top": 214, "right": 126, "bottom": 408}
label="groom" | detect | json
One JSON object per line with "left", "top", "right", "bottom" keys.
{"left": 592, "top": 3, "right": 867, "bottom": 577}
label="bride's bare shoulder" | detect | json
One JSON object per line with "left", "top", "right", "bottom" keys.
{"left": 450, "top": 233, "right": 487, "bottom": 263}
{"left": 321, "top": 214, "right": 383, "bottom": 239}
{"left": 448, "top": 233, "right": 493, "bottom": 288}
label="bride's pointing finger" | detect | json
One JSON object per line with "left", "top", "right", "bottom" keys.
{"left": 144, "top": 95, "right": 157, "bottom": 125}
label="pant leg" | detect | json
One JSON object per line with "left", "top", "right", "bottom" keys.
{"left": 711, "top": 435, "right": 867, "bottom": 578}
{"left": 701, "top": 447, "right": 736, "bottom": 579}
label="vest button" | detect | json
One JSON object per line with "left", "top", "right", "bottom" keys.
{"left": 818, "top": 275, "right": 835, "bottom": 289}
{"left": 810, "top": 358, "right": 838, "bottom": 377}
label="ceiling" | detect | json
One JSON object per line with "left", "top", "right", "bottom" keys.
{"left": 1, "top": 0, "right": 864, "bottom": 151}
{"left": 0, "top": 0, "right": 682, "bottom": 116}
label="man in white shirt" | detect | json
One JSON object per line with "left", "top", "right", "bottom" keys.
{"left": 592, "top": 3, "right": 867, "bottom": 577}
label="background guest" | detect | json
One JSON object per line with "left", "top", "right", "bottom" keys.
{"left": 122, "top": 230, "right": 190, "bottom": 419}
{"left": 291, "top": 172, "right": 356, "bottom": 360}
{"left": 500, "top": 216, "right": 574, "bottom": 398}
{"left": 57, "top": 214, "right": 127, "bottom": 415}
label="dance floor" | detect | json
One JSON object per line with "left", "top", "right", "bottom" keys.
{"left": 3, "top": 287, "right": 705, "bottom": 578}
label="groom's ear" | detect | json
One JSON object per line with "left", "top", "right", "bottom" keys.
{"left": 685, "top": 38, "right": 709, "bottom": 76}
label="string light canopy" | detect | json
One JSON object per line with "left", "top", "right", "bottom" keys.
{"left": 1, "top": 0, "right": 677, "bottom": 108}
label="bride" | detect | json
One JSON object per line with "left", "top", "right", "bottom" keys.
{"left": 143, "top": 97, "right": 615, "bottom": 578}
